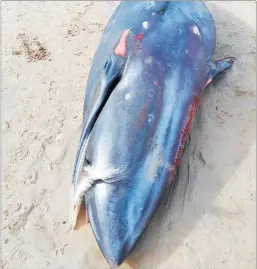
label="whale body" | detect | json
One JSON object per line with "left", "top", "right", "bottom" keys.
{"left": 71, "top": 1, "right": 235, "bottom": 267}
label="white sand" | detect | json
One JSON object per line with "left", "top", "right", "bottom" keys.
{"left": 2, "top": 1, "right": 256, "bottom": 269}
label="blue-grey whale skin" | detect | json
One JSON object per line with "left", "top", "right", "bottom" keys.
{"left": 72, "top": 1, "right": 235, "bottom": 267}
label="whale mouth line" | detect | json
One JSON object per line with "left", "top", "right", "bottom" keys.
{"left": 156, "top": 2, "right": 168, "bottom": 15}
{"left": 92, "top": 72, "right": 122, "bottom": 133}
{"left": 71, "top": 70, "right": 123, "bottom": 229}
{"left": 79, "top": 71, "right": 123, "bottom": 178}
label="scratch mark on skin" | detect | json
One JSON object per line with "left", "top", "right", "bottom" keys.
{"left": 114, "top": 29, "right": 130, "bottom": 57}
{"left": 174, "top": 94, "right": 200, "bottom": 169}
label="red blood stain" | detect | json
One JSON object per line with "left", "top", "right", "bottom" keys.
{"left": 114, "top": 29, "right": 130, "bottom": 57}
{"left": 137, "top": 33, "right": 143, "bottom": 40}
{"left": 174, "top": 94, "right": 200, "bottom": 168}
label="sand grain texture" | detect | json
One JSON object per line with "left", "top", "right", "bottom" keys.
{"left": 2, "top": 1, "right": 256, "bottom": 269}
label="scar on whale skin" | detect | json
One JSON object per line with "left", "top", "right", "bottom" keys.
{"left": 114, "top": 29, "right": 130, "bottom": 57}
{"left": 174, "top": 94, "right": 200, "bottom": 170}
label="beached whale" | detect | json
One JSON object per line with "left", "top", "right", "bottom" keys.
{"left": 71, "top": 1, "right": 235, "bottom": 267}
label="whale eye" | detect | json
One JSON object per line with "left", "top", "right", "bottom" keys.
{"left": 85, "top": 158, "right": 92, "bottom": 166}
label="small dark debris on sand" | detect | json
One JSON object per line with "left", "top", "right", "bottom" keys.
{"left": 12, "top": 50, "right": 22, "bottom": 56}
{"left": 15, "top": 33, "right": 50, "bottom": 62}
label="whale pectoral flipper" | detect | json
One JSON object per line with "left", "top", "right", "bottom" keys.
{"left": 206, "top": 57, "right": 236, "bottom": 87}
{"left": 71, "top": 45, "right": 128, "bottom": 230}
